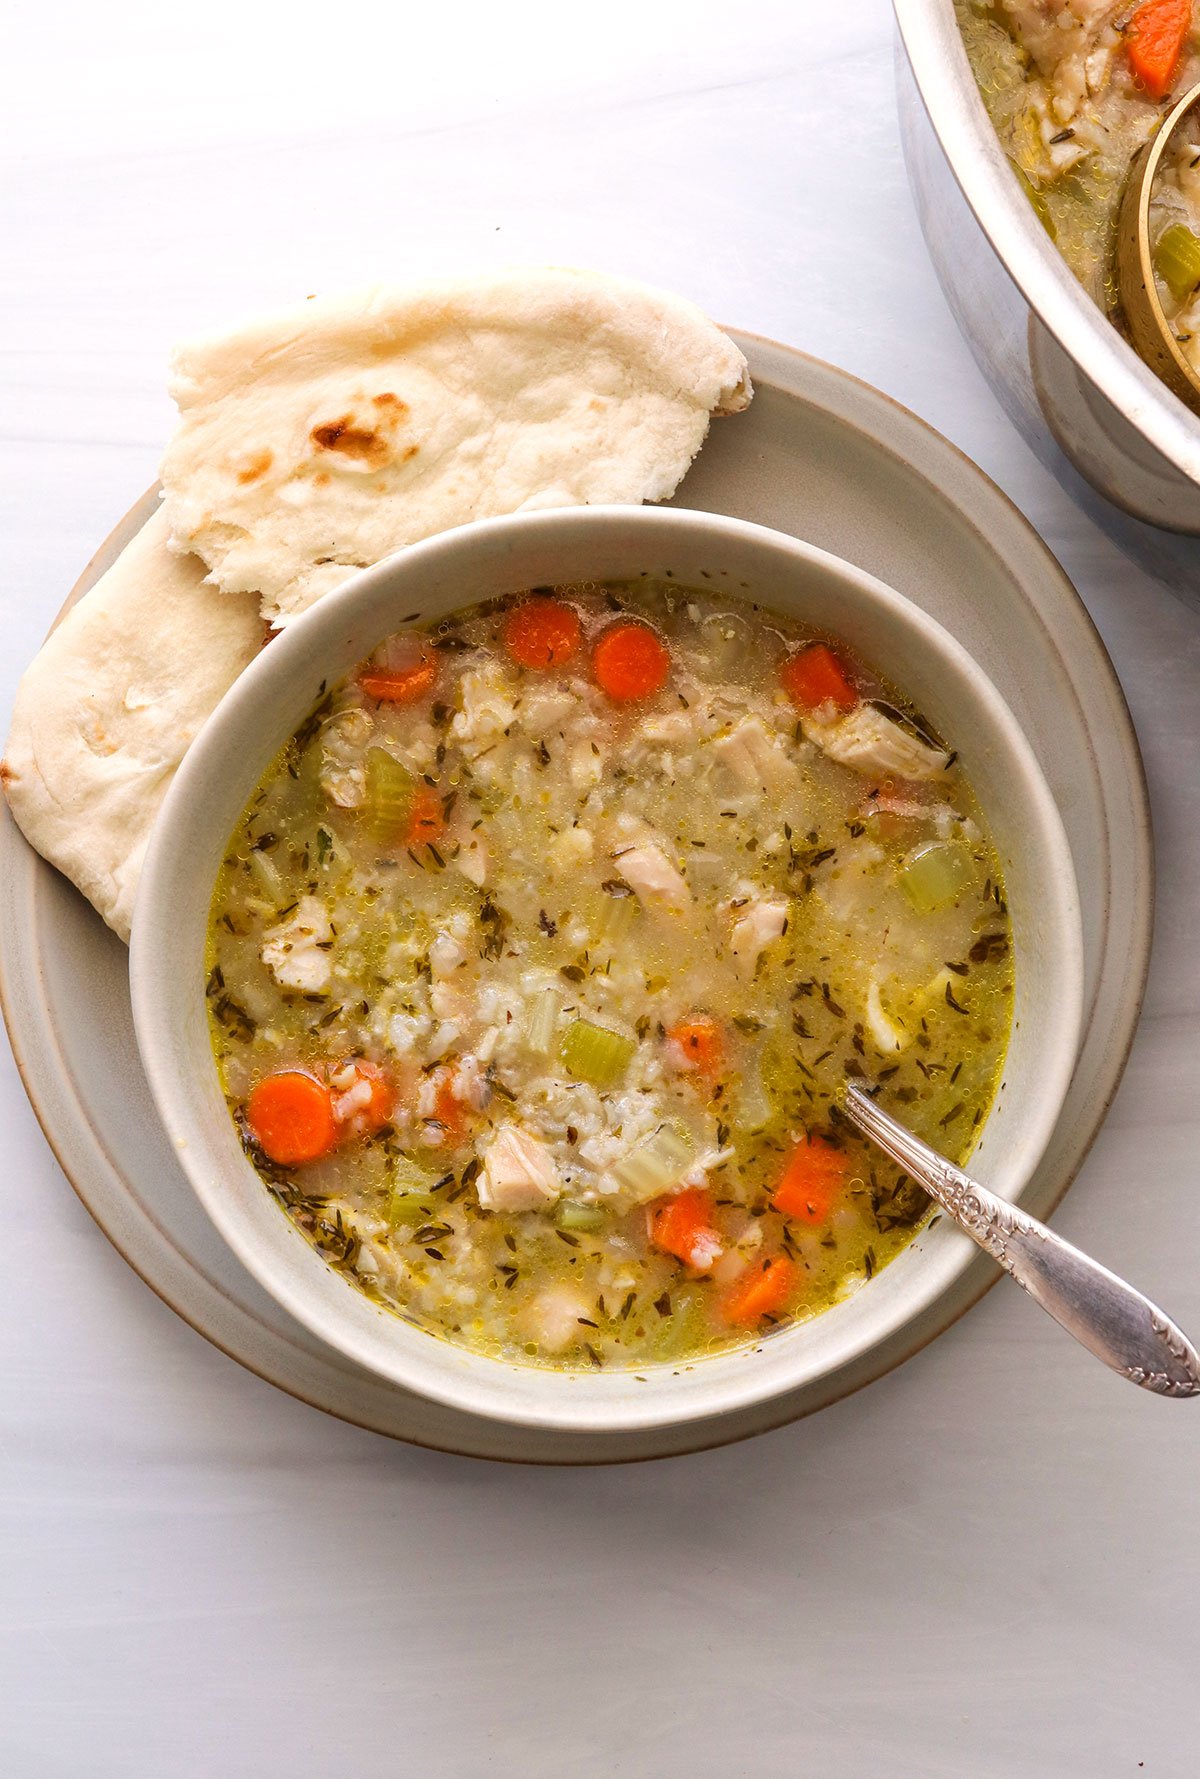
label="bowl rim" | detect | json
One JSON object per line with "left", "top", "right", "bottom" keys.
{"left": 894, "top": 0, "right": 1200, "bottom": 495}
{"left": 129, "top": 503, "right": 1085, "bottom": 1433}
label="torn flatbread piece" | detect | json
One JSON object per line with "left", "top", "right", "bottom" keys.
{"left": 160, "top": 267, "right": 752, "bottom": 625}
{"left": 1, "top": 509, "right": 264, "bottom": 940}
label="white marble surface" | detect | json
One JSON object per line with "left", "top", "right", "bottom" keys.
{"left": 3, "top": 3, "right": 1199, "bottom": 1774}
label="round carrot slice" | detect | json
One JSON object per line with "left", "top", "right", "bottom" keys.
{"left": 592, "top": 621, "right": 670, "bottom": 702}
{"left": 503, "top": 597, "right": 582, "bottom": 669}
{"left": 359, "top": 659, "right": 438, "bottom": 704}
{"left": 245, "top": 1071, "right": 337, "bottom": 1166}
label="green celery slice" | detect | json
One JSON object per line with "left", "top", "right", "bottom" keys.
{"left": 524, "top": 988, "right": 560, "bottom": 1057}
{"left": 560, "top": 1018, "right": 636, "bottom": 1086}
{"left": 593, "top": 888, "right": 639, "bottom": 952}
{"left": 363, "top": 748, "right": 415, "bottom": 846}
{"left": 1155, "top": 224, "right": 1200, "bottom": 303}
{"left": 898, "top": 841, "right": 973, "bottom": 914}
{"left": 556, "top": 1201, "right": 606, "bottom": 1233}
{"left": 386, "top": 1157, "right": 440, "bottom": 1224}
{"left": 611, "top": 1123, "right": 696, "bottom": 1199}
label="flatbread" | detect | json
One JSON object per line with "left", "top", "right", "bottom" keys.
{"left": 1, "top": 509, "right": 264, "bottom": 941}
{"left": 160, "top": 267, "right": 751, "bottom": 625}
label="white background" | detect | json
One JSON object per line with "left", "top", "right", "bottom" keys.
{"left": 3, "top": 3, "right": 1199, "bottom": 1774}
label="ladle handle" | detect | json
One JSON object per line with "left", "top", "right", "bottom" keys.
{"left": 843, "top": 1083, "right": 1200, "bottom": 1397}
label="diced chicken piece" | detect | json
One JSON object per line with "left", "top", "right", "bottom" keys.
{"left": 613, "top": 841, "right": 690, "bottom": 913}
{"left": 520, "top": 687, "right": 578, "bottom": 737}
{"left": 261, "top": 896, "right": 333, "bottom": 993}
{"left": 866, "top": 979, "right": 907, "bottom": 1055}
{"left": 729, "top": 897, "right": 788, "bottom": 974}
{"left": 1084, "top": 36, "right": 1115, "bottom": 96}
{"left": 477, "top": 1123, "right": 562, "bottom": 1213}
{"left": 451, "top": 667, "right": 517, "bottom": 749}
{"left": 641, "top": 707, "right": 703, "bottom": 746}
{"left": 711, "top": 716, "right": 798, "bottom": 794}
{"left": 803, "top": 705, "right": 950, "bottom": 781}
{"left": 520, "top": 1282, "right": 592, "bottom": 1354}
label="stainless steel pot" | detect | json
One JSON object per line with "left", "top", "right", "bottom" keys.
{"left": 895, "top": 0, "right": 1200, "bottom": 589}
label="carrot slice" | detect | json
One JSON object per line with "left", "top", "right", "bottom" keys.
{"left": 503, "top": 596, "right": 582, "bottom": 669}
{"left": 1127, "top": 0, "right": 1192, "bottom": 99}
{"left": 332, "top": 1059, "right": 396, "bottom": 1138}
{"left": 719, "top": 1255, "right": 797, "bottom": 1327}
{"left": 650, "top": 1187, "right": 722, "bottom": 1272}
{"left": 592, "top": 621, "right": 670, "bottom": 701}
{"left": 359, "top": 658, "right": 438, "bottom": 704}
{"left": 666, "top": 1018, "right": 725, "bottom": 1080}
{"left": 405, "top": 784, "right": 445, "bottom": 849}
{"left": 771, "top": 1135, "right": 851, "bottom": 1225}
{"left": 245, "top": 1071, "right": 337, "bottom": 1166}
{"left": 780, "top": 642, "right": 858, "bottom": 713}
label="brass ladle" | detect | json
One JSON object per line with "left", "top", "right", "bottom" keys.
{"left": 1117, "top": 78, "right": 1200, "bottom": 415}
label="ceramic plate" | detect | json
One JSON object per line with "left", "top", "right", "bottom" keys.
{"left": 0, "top": 334, "right": 1152, "bottom": 1463}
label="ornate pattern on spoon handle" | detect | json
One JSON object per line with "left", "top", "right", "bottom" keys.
{"left": 843, "top": 1083, "right": 1200, "bottom": 1398}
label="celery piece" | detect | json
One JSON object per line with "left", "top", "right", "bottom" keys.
{"left": 524, "top": 987, "right": 560, "bottom": 1057}
{"left": 556, "top": 1201, "right": 605, "bottom": 1233}
{"left": 560, "top": 1018, "right": 636, "bottom": 1086}
{"left": 247, "top": 845, "right": 282, "bottom": 899}
{"left": 363, "top": 748, "right": 414, "bottom": 846}
{"left": 1154, "top": 224, "right": 1200, "bottom": 303}
{"left": 385, "top": 1157, "right": 440, "bottom": 1225}
{"left": 593, "top": 888, "right": 639, "bottom": 952}
{"left": 611, "top": 1123, "right": 696, "bottom": 1199}
{"left": 735, "top": 1062, "right": 773, "bottom": 1133}
{"left": 898, "top": 841, "right": 973, "bottom": 914}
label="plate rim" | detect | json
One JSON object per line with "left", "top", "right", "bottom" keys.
{"left": 0, "top": 330, "right": 1153, "bottom": 1463}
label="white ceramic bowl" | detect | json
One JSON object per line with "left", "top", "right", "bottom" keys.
{"left": 130, "top": 505, "right": 1084, "bottom": 1435}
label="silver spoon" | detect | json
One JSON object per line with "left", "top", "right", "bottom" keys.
{"left": 842, "top": 1081, "right": 1200, "bottom": 1397}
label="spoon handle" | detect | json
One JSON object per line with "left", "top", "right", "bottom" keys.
{"left": 843, "top": 1083, "right": 1200, "bottom": 1398}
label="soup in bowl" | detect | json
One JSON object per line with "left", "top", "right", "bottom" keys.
{"left": 130, "top": 507, "right": 1083, "bottom": 1433}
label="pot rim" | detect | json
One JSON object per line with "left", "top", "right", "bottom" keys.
{"left": 894, "top": 0, "right": 1200, "bottom": 488}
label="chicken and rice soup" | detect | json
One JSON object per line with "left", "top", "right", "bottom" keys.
{"left": 207, "top": 583, "right": 1014, "bottom": 1370}
{"left": 959, "top": 2, "right": 1200, "bottom": 372}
